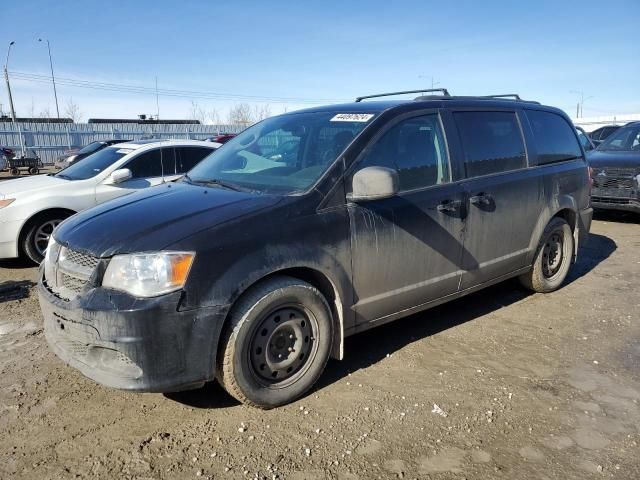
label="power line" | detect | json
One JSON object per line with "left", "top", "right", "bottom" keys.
{"left": 8, "top": 70, "right": 348, "bottom": 104}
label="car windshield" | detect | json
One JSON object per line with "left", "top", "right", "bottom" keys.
{"left": 597, "top": 125, "right": 640, "bottom": 151}
{"left": 185, "top": 111, "right": 377, "bottom": 194}
{"left": 55, "top": 146, "right": 131, "bottom": 180}
{"left": 77, "top": 141, "right": 104, "bottom": 155}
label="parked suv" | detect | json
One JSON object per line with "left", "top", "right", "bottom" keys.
{"left": 0, "top": 139, "right": 220, "bottom": 263}
{"left": 588, "top": 121, "right": 640, "bottom": 213}
{"left": 39, "top": 90, "right": 592, "bottom": 408}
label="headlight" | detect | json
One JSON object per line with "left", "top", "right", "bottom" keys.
{"left": 102, "top": 251, "right": 195, "bottom": 298}
{"left": 0, "top": 198, "right": 15, "bottom": 209}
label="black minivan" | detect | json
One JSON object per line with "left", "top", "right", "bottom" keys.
{"left": 39, "top": 90, "right": 593, "bottom": 408}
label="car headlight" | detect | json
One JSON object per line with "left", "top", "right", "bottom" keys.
{"left": 102, "top": 251, "right": 195, "bottom": 298}
{"left": 0, "top": 198, "right": 15, "bottom": 209}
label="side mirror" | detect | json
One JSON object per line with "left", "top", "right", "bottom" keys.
{"left": 347, "top": 166, "right": 399, "bottom": 202}
{"left": 106, "top": 168, "right": 132, "bottom": 185}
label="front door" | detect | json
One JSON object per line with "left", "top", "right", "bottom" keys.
{"left": 348, "top": 113, "right": 466, "bottom": 323}
{"left": 94, "top": 147, "right": 170, "bottom": 205}
{"left": 451, "top": 110, "right": 542, "bottom": 288}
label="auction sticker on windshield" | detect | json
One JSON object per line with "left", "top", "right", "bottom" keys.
{"left": 330, "top": 113, "right": 374, "bottom": 122}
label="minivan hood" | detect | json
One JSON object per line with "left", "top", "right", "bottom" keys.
{"left": 0, "top": 174, "right": 70, "bottom": 198}
{"left": 54, "top": 182, "right": 282, "bottom": 257}
{"left": 588, "top": 150, "right": 640, "bottom": 169}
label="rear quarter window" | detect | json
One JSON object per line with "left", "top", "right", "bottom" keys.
{"left": 525, "top": 110, "right": 582, "bottom": 165}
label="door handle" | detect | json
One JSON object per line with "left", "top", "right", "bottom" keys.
{"left": 437, "top": 199, "right": 462, "bottom": 213}
{"left": 469, "top": 192, "right": 492, "bottom": 206}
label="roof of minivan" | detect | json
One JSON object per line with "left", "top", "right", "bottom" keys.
{"left": 289, "top": 97, "right": 564, "bottom": 116}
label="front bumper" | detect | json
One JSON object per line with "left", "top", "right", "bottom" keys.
{"left": 0, "top": 218, "right": 23, "bottom": 259}
{"left": 39, "top": 278, "right": 229, "bottom": 392}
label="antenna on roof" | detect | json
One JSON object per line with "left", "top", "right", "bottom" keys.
{"left": 355, "top": 88, "right": 450, "bottom": 102}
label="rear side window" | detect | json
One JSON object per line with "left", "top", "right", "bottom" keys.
{"left": 125, "top": 149, "right": 164, "bottom": 178}
{"left": 177, "top": 147, "right": 212, "bottom": 173}
{"left": 359, "top": 114, "right": 450, "bottom": 191}
{"left": 454, "top": 111, "right": 526, "bottom": 177}
{"left": 526, "top": 110, "right": 582, "bottom": 164}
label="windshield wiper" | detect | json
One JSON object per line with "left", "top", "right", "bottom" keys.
{"left": 189, "top": 177, "right": 244, "bottom": 192}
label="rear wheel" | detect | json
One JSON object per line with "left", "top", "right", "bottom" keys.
{"left": 217, "top": 276, "right": 333, "bottom": 409}
{"left": 519, "top": 217, "right": 574, "bottom": 293}
{"left": 10, "top": 167, "right": 19, "bottom": 176}
{"left": 22, "top": 214, "right": 68, "bottom": 264}
{"left": 28, "top": 167, "right": 39, "bottom": 175}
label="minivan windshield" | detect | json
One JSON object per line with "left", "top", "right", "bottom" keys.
{"left": 186, "top": 111, "right": 377, "bottom": 194}
{"left": 55, "top": 146, "right": 131, "bottom": 180}
{"left": 597, "top": 124, "right": 640, "bottom": 152}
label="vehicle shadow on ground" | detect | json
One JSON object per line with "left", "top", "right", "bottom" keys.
{"left": 0, "top": 257, "right": 37, "bottom": 270}
{"left": 166, "top": 232, "right": 616, "bottom": 409}
{"left": 0, "top": 280, "right": 36, "bottom": 303}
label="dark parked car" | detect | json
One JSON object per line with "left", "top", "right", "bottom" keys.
{"left": 39, "top": 90, "right": 592, "bottom": 408}
{"left": 588, "top": 121, "right": 640, "bottom": 213}
{"left": 55, "top": 139, "right": 131, "bottom": 170}
{"left": 589, "top": 125, "right": 621, "bottom": 146}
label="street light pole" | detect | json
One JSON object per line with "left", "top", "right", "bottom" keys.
{"left": 4, "top": 41, "right": 16, "bottom": 122}
{"left": 39, "top": 38, "right": 60, "bottom": 118}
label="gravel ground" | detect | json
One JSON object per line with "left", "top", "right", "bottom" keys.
{"left": 0, "top": 211, "right": 638, "bottom": 480}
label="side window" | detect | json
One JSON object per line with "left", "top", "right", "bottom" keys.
{"left": 454, "top": 111, "right": 526, "bottom": 177}
{"left": 526, "top": 110, "right": 582, "bottom": 165}
{"left": 125, "top": 149, "right": 164, "bottom": 178}
{"left": 359, "top": 114, "right": 450, "bottom": 191}
{"left": 177, "top": 147, "right": 212, "bottom": 173}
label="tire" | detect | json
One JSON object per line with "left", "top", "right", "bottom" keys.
{"left": 10, "top": 167, "right": 19, "bottom": 176}
{"left": 29, "top": 167, "right": 39, "bottom": 175}
{"left": 217, "top": 275, "right": 333, "bottom": 409}
{"left": 519, "top": 217, "right": 574, "bottom": 293}
{"left": 22, "top": 214, "right": 68, "bottom": 264}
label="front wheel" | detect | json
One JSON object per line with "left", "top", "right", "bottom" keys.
{"left": 217, "top": 276, "right": 333, "bottom": 409}
{"left": 22, "top": 214, "right": 68, "bottom": 264}
{"left": 519, "top": 217, "right": 574, "bottom": 293}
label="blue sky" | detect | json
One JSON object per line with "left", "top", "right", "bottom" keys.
{"left": 2, "top": 0, "right": 639, "bottom": 121}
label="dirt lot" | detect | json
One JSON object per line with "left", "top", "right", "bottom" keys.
{"left": 0, "top": 212, "right": 638, "bottom": 480}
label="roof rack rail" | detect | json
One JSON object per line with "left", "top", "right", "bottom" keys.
{"left": 355, "top": 88, "right": 450, "bottom": 102}
{"left": 484, "top": 94, "right": 522, "bottom": 100}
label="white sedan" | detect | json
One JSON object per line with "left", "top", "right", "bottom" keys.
{"left": 0, "top": 139, "right": 220, "bottom": 263}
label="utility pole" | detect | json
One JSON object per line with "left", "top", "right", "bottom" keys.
{"left": 155, "top": 76, "right": 160, "bottom": 120}
{"left": 38, "top": 38, "right": 60, "bottom": 118}
{"left": 4, "top": 41, "right": 16, "bottom": 121}
{"left": 418, "top": 75, "right": 440, "bottom": 89}
{"left": 570, "top": 90, "right": 594, "bottom": 119}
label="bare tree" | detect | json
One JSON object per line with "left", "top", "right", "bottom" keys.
{"left": 207, "top": 108, "right": 222, "bottom": 126}
{"left": 188, "top": 100, "right": 207, "bottom": 124}
{"left": 227, "top": 103, "right": 254, "bottom": 126}
{"left": 64, "top": 98, "right": 82, "bottom": 122}
{"left": 253, "top": 104, "right": 271, "bottom": 122}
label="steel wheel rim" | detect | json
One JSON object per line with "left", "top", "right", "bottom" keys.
{"left": 249, "top": 304, "right": 318, "bottom": 387}
{"left": 34, "top": 220, "right": 61, "bottom": 257}
{"left": 542, "top": 231, "right": 564, "bottom": 278}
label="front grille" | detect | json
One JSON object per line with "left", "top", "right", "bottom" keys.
{"left": 46, "top": 247, "right": 100, "bottom": 301}
{"left": 62, "top": 249, "right": 100, "bottom": 270}
{"left": 592, "top": 167, "right": 637, "bottom": 177}
{"left": 61, "top": 273, "right": 87, "bottom": 294}
{"left": 593, "top": 177, "right": 633, "bottom": 189}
